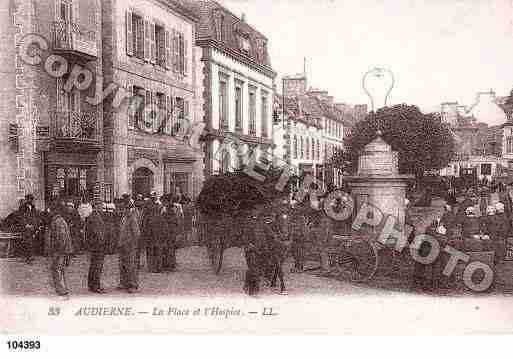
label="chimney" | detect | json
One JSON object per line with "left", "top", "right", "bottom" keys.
{"left": 283, "top": 73, "right": 307, "bottom": 98}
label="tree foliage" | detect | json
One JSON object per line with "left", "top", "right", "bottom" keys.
{"left": 196, "top": 166, "right": 295, "bottom": 217}
{"left": 332, "top": 104, "right": 455, "bottom": 180}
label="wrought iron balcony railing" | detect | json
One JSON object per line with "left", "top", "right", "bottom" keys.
{"left": 54, "top": 111, "right": 97, "bottom": 141}
{"left": 52, "top": 20, "right": 97, "bottom": 58}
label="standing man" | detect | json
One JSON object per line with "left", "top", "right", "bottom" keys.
{"left": 310, "top": 199, "right": 334, "bottom": 276}
{"left": 44, "top": 201, "right": 73, "bottom": 298}
{"left": 118, "top": 197, "right": 141, "bottom": 294}
{"left": 161, "top": 195, "right": 177, "bottom": 272}
{"left": 289, "top": 202, "right": 308, "bottom": 273}
{"left": 85, "top": 200, "right": 106, "bottom": 294}
{"left": 142, "top": 192, "right": 165, "bottom": 273}
{"left": 20, "top": 194, "right": 39, "bottom": 264}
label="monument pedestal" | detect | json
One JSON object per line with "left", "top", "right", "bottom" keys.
{"left": 348, "top": 132, "right": 414, "bottom": 231}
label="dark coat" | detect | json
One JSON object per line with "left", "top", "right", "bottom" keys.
{"left": 85, "top": 210, "right": 105, "bottom": 252}
{"left": 142, "top": 203, "right": 168, "bottom": 247}
{"left": 119, "top": 209, "right": 141, "bottom": 251}
{"left": 44, "top": 214, "right": 73, "bottom": 256}
{"left": 461, "top": 216, "right": 481, "bottom": 239}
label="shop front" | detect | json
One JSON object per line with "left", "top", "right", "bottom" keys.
{"left": 44, "top": 152, "right": 99, "bottom": 205}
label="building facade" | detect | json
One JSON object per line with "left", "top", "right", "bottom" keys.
{"left": 440, "top": 91, "right": 511, "bottom": 180}
{"left": 273, "top": 76, "right": 324, "bottom": 181}
{"left": 274, "top": 73, "right": 349, "bottom": 189}
{"left": 181, "top": 0, "right": 276, "bottom": 176}
{"left": 1, "top": 0, "right": 103, "bottom": 217}
{"left": 101, "top": 0, "right": 205, "bottom": 199}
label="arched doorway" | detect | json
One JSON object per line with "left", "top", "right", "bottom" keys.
{"left": 132, "top": 167, "right": 154, "bottom": 197}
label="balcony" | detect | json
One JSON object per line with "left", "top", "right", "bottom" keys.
{"left": 52, "top": 20, "right": 97, "bottom": 60}
{"left": 52, "top": 111, "right": 101, "bottom": 153}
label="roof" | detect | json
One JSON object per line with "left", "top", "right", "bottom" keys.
{"left": 274, "top": 95, "right": 322, "bottom": 128}
{"left": 162, "top": 0, "right": 200, "bottom": 21}
{"left": 176, "top": 0, "right": 273, "bottom": 70}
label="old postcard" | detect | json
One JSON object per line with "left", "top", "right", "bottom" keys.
{"left": 1, "top": 0, "right": 513, "bottom": 343}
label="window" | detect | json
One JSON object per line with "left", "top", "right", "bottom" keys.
{"left": 481, "top": 163, "right": 492, "bottom": 176}
{"left": 235, "top": 81, "right": 243, "bottom": 131}
{"left": 507, "top": 136, "right": 513, "bottom": 154}
{"left": 261, "top": 93, "right": 268, "bottom": 138}
{"left": 316, "top": 139, "right": 320, "bottom": 160}
{"left": 126, "top": 12, "right": 144, "bottom": 59}
{"left": 293, "top": 135, "right": 298, "bottom": 159}
{"left": 306, "top": 137, "right": 310, "bottom": 160}
{"left": 219, "top": 78, "right": 228, "bottom": 129}
{"left": 238, "top": 35, "right": 251, "bottom": 55}
{"left": 249, "top": 87, "right": 256, "bottom": 135}
{"left": 171, "top": 30, "right": 188, "bottom": 75}
{"left": 155, "top": 92, "right": 165, "bottom": 132}
{"left": 312, "top": 138, "right": 315, "bottom": 160}
{"left": 155, "top": 24, "right": 166, "bottom": 67}
{"left": 167, "top": 172, "right": 190, "bottom": 198}
{"left": 300, "top": 137, "right": 304, "bottom": 159}
{"left": 128, "top": 85, "right": 144, "bottom": 129}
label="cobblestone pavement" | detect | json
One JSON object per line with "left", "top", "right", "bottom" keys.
{"left": 0, "top": 246, "right": 388, "bottom": 298}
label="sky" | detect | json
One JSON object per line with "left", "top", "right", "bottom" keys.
{"left": 218, "top": 0, "right": 513, "bottom": 114}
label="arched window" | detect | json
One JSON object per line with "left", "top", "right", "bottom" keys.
{"left": 311, "top": 138, "right": 315, "bottom": 160}
{"left": 293, "top": 135, "right": 298, "bottom": 159}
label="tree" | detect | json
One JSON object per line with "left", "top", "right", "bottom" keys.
{"left": 333, "top": 104, "right": 455, "bottom": 183}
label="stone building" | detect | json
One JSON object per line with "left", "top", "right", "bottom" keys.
{"left": 101, "top": 0, "right": 205, "bottom": 199}
{"left": 1, "top": 0, "right": 104, "bottom": 217}
{"left": 440, "top": 91, "right": 511, "bottom": 180}
{"left": 273, "top": 73, "right": 350, "bottom": 189}
{"left": 179, "top": 0, "right": 276, "bottom": 176}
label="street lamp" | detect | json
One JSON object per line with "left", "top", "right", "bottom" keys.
{"left": 362, "top": 67, "right": 395, "bottom": 112}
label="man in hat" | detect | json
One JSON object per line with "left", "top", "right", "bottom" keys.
{"left": 142, "top": 191, "right": 165, "bottom": 272}
{"left": 45, "top": 201, "right": 73, "bottom": 298}
{"left": 85, "top": 199, "right": 106, "bottom": 293}
{"left": 160, "top": 194, "right": 177, "bottom": 271}
{"left": 19, "top": 194, "right": 39, "bottom": 264}
{"left": 118, "top": 197, "right": 141, "bottom": 293}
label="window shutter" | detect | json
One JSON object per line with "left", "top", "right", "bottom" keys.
{"left": 127, "top": 85, "right": 134, "bottom": 128}
{"left": 126, "top": 10, "right": 133, "bottom": 56}
{"left": 184, "top": 100, "right": 190, "bottom": 118}
{"left": 150, "top": 21, "right": 156, "bottom": 64}
{"left": 164, "top": 29, "right": 171, "bottom": 69}
{"left": 144, "top": 89, "right": 151, "bottom": 130}
{"left": 164, "top": 95, "right": 171, "bottom": 135}
{"left": 179, "top": 33, "right": 185, "bottom": 74}
{"left": 173, "top": 29, "right": 179, "bottom": 72}
{"left": 151, "top": 91, "right": 157, "bottom": 132}
{"left": 143, "top": 19, "right": 150, "bottom": 62}
{"left": 184, "top": 38, "right": 189, "bottom": 76}
{"left": 71, "top": 0, "right": 79, "bottom": 25}
{"left": 158, "top": 27, "right": 165, "bottom": 66}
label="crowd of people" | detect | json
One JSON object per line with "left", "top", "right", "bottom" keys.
{"left": 413, "top": 182, "right": 513, "bottom": 290}
{"left": 2, "top": 189, "right": 193, "bottom": 299}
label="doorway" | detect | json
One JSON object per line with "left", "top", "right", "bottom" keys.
{"left": 132, "top": 167, "right": 154, "bottom": 197}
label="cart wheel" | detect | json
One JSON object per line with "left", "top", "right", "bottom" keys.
{"left": 336, "top": 240, "right": 379, "bottom": 282}
{"left": 208, "top": 238, "right": 224, "bottom": 274}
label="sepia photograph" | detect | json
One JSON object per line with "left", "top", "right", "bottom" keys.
{"left": 1, "top": 0, "right": 513, "bottom": 343}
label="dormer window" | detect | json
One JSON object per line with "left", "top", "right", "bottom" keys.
{"left": 239, "top": 35, "right": 251, "bottom": 54}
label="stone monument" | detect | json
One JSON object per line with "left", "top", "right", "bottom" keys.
{"left": 348, "top": 131, "right": 414, "bottom": 231}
